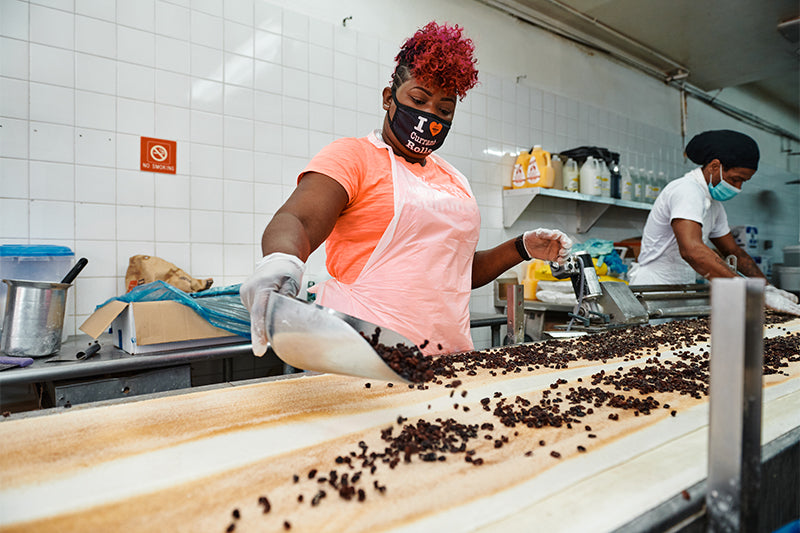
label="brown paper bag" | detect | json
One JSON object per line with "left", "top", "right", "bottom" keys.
{"left": 125, "top": 255, "right": 213, "bottom": 293}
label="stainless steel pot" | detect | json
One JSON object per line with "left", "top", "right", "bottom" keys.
{"left": 1, "top": 279, "right": 71, "bottom": 356}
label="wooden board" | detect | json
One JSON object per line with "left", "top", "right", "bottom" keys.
{"left": 1, "top": 317, "right": 798, "bottom": 532}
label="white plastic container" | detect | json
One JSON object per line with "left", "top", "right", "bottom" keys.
{"left": 0, "top": 245, "right": 75, "bottom": 341}
{"left": 599, "top": 160, "right": 611, "bottom": 198}
{"left": 784, "top": 245, "right": 800, "bottom": 267}
{"left": 563, "top": 158, "right": 580, "bottom": 192}
{"left": 579, "top": 157, "right": 601, "bottom": 196}
{"left": 620, "top": 165, "right": 634, "bottom": 201}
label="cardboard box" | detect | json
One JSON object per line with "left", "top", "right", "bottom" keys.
{"left": 80, "top": 300, "right": 243, "bottom": 354}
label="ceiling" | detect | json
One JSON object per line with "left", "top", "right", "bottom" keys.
{"left": 476, "top": 0, "right": 800, "bottom": 116}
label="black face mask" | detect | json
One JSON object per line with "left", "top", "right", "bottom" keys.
{"left": 388, "top": 92, "right": 452, "bottom": 156}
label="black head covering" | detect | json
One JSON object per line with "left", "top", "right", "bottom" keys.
{"left": 685, "top": 130, "right": 759, "bottom": 170}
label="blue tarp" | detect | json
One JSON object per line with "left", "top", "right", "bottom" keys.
{"left": 97, "top": 281, "right": 251, "bottom": 338}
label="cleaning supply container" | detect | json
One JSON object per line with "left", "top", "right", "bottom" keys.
{"left": 1, "top": 279, "right": 71, "bottom": 356}
{"left": 0, "top": 245, "right": 75, "bottom": 341}
{"left": 526, "top": 145, "right": 553, "bottom": 188}
{"left": 511, "top": 149, "right": 532, "bottom": 189}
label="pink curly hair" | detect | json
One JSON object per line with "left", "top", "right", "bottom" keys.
{"left": 392, "top": 21, "right": 479, "bottom": 100}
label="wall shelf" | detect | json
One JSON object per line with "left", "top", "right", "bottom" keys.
{"left": 503, "top": 187, "right": 652, "bottom": 233}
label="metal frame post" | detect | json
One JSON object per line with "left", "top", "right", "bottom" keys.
{"left": 506, "top": 284, "right": 525, "bottom": 344}
{"left": 707, "top": 278, "right": 765, "bottom": 532}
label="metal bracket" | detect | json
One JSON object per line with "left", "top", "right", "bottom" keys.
{"left": 707, "top": 278, "right": 765, "bottom": 532}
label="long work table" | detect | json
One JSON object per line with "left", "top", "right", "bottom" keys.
{"left": 1, "top": 315, "right": 798, "bottom": 532}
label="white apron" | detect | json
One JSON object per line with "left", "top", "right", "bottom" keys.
{"left": 313, "top": 131, "right": 481, "bottom": 355}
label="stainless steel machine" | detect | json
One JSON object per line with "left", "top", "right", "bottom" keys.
{"left": 549, "top": 251, "right": 711, "bottom": 332}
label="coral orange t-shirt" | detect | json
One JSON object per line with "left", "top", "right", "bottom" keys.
{"left": 299, "top": 135, "right": 473, "bottom": 284}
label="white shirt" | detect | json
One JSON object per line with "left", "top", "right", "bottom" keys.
{"left": 630, "top": 168, "right": 730, "bottom": 285}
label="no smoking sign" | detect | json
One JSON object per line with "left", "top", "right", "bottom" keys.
{"left": 140, "top": 136, "right": 176, "bottom": 174}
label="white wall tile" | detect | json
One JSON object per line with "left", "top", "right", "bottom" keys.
{"left": 1, "top": 0, "right": 29, "bottom": 40}
{"left": 117, "top": 205, "right": 154, "bottom": 240}
{"left": 76, "top": 129, "right": 116, "bottom": 167}
{"left": 254, "top": 0, "right": 280, "bottom": 33}
{"left": 283, "top": 68, "right": 308, "bottom": 100}
{"left": 282, "top": 10, "right": 308, "bottom": 42}
{"left": 156, "top": 71, "right": 190, "bottom": 107}
{"left": 356, "top": 58, "right": 378, "bottom": 88}
{"left": 223, "top": 179, "right": 253, "bottom": 212}
{"left": 30, "top": 83, "right": 74, "bottom": 125}
{"left": 223, "top": 116, "right": 253, "bottom": 150}
{"left": 117, "top": 169, "right": 155, "bottom": 206}
{"left": 253, "top": 120, "right": 280, "bottom": 153}
{"left": 223, "top": 212, "right": 252, "bottom": 244}
{"left": 0, "top": 158, "right": 29, "bottom": 198}
{"left": 190, "top": 209, "right": 223, "bottom": 242}
{"left": 254, "top": 30, "right": 281, "bottom": 63}
{"left": 155, "top": 173, "right": 191, "bottom": 208}
{"left": 223, "top": 243, "right": 253, "bottom": 276}
{"left": 190, "top": 110, "right": 223, "bottom": 144}
{"left": 75, "top": 276, "right": 118, "bottom": 315}
{"left": 118, "top": 26, "right": 155, "bottom": 67}
{"left": 308, "top": 44, "right": 333, "bottom": 77}
{"left": 188, "top": 141, "right": 223, "bottom": 177}
{"left": 117, "top": 98, "right": 155, "bottom": 135}
{"left": 155, "top": 104, "right": 191, "bottom": 140}
{"left": 308, "top": 73, "right": 333, "bottom": 105}
{"left": 30, "top": 199, "right": 74, "bottom": 239}
{"left": 29, "top": 122, "right": 74, "bottom": 163}
{"left": 190, "top": 10, "right": 223, "bottom": 49}
{"left": 116, "top": 133, "right": 140, "bottom": 170}
{"left": 155, "top": 35, "right": 190, "bottom": 75}
{"left": 0, "top": 77, "right": 28, "bottom": 120}
{"left": 333, "top": 79, "right": 357, "bottom": 111}
{"left": 191, "top": 79, "right": 224, "bottom": 114}
{"left": 333, "top": 26, "right": 356, "bottom": 56}
{"left": 73, "top": 240, "right": 116, "bottom": 279}
{"left": 117, "top": 0, "right": 154, "bottom": 32}
{"left": 282, "top": 96, "right": 308, "bottom": 129}
{"left": 76, "top": 53, "right": 117, "bottom": 95}
{"left": 155, "top": 1, "right": 189, "bottom": 39}
{"left": 0, "top": 37, "right": 29, "bottom": 79}
{"left": 0, "top": 199, "right": 29, "bottom": 238}
{"left": 224, "top": 53, "right": 253, "bottom": 88}
{"left": 155, "top": 207, "right": 191, "bottom": 241}
{"left": 224, "top": 85, "right": 254, "bottom": 118}
{"left": 225, "top": 20, "right": 253, "bottom": 56}
{"left": 308, "top": 18, "right": 332, "bottom": 48}
{"left": 76, "top": 0, "right": 116, "bottom": 21}
{"left": 253, "top": 182, "right": 282, "bottom": 214}
{"left": 76, "top": 91, "right": 116, "bottom": 130}
{"left": 154, "top": 242, "right": 191, "bottom": 270}
{"left": 30, "top": 161, "right": 74, "bottom": 201}
{"left": 190, "top": 176, "right": 223, "bottom": 210}
{"left": 224, "top": 0, "right": 253, "bottom": 24}
{"left": 117, "top": 63, "right": 155, "bottom": 101}
{"left": 76, "top": 15, "right": 117, "bottom": 58}
{"left": 223, "top": 148, "right": 253, "bottom": 180}
{"left": 191, "top": 242, "right": 224, "bottom": 277}
{"left": 30, "top": 44, "right": 74, "bottom": 87}
{"left": 75, "top": 203, "right": 116, "bottom": 239}
{"left": 29, "top": 4, "right": 73, "bottom": 49}
{"left": 308, "top": 101, "right": 333, "bottom": 134}
{"left": 76, "top": 165, "right": 115, "bottom": 203}
{"left": 253, "top": 90, "right": 281, "bottom": 123}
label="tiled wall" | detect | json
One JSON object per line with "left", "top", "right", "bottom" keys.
{"left": 1, "top": 0, "right": 797, "bottom": 347}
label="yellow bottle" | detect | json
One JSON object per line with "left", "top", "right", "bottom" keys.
{"left": 527, "top": 145, "right": 553, "bottom": 188}
{"left": 512, "top": 149, "right": 532, "bottom": 189}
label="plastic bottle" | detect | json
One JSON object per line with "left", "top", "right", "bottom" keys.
{"left": 551, "top": 154, "right": 564, "bottom": 190}
{"left": 599, "top": 159, "right": 611, "bottom": 198}
{"left": 638, "top": 168, "right": 649, "bottom": 202}
{"left": 620, "top": 164, "right": 634, "bottom": 201}
{"left": 527, "top": 145, "right": 553, "bottom": 188}
{"left": 610, "top": 161, "right": 621, "bottom": 199}
{"left": 645, "top": 169, "right": 658, "bottom": 203}
{"left": 631, "top": 167, "right": 642, "bottom": 202}
{"left": 512, "top": 149, "right": 532, "bottom": 189}
{"left": 579, "top": 156, "right": 601, "bottom": 196}
{"left": 563, "top": 158, "right": 580, "bottom": 192}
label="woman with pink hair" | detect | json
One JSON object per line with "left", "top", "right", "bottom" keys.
{"left": 242, "top": 22, "right": 571, "bottom": 356}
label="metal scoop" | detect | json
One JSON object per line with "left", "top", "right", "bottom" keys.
{"left": 265, "top": 293, "right": 413, "bottom": 384}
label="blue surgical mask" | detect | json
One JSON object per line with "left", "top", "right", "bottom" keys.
{"left": 708, "top": 167, "right": 740, "bottom": 201}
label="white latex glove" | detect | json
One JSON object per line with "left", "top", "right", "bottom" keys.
{"left": 766, "top": 284, "right": 799, "bottom": 304}
{"left": 765, "top": 289, "right": 800, "bottom": 316}
{"left": 240, "top": 252, "right": 305, "bottom": 356}
{"left": 523, "top": 228, "right": 573, "bottom": 264}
